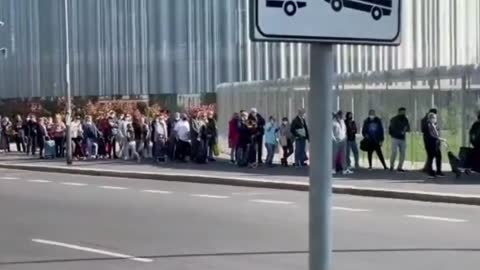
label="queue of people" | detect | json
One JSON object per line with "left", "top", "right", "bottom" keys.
{"left": 1, "top": 108, "right": 479, "bottom": 178}
{"left": 0, "top": 110, "right": 219, "bottom": 164}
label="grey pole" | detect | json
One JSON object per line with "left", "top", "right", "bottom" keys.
{"left": 309, "top": 43, "right": 334, "bottom": 270}
{"left": 64, "top": 0, "right": 73, "bottom": 165}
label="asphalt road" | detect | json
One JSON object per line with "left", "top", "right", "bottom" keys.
{"left": 1, "top": 168, "right": 480, "bottom": 270}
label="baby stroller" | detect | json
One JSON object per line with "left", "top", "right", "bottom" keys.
{"left": 448, "top": 146, "right": 473, "bottom": 179}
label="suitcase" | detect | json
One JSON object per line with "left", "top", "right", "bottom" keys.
{"left": 44, "top": 140, "right": 56, "bottom": 159}
{"left": 448, "top": 151, "right": 472, "bottom": 179}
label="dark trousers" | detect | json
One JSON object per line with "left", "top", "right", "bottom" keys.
{"left": 38, "top": 137, "right": 45, "bottom": 158}
{"left": 256, "top": 136, "right": 263, "bottom": 163}
{"left": 426, "top": 143, "right": 442, "bottom": 176}
{"left": 282, "top": 140, "right": 294, "bottom": 160}
{"left": 27, "top": 136, "right": 37, "bottom": 155}
{"left": 54, "top": 136, "right": 65, "bottom": 158}
{"left": 367, "top": 144, "right": 387, "bottom": 169}
{"left": 73, "top": 137, "right": 84, "bottom": 157}
{"left": 15, "top": 134, "right": 26, "bottom": 152}
{"left": 176, "top": 140, "right": 190, "bottom": 161}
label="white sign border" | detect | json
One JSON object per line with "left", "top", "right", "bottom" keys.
{"left": 250, "top": 0, "right": 402, "bottom": 45}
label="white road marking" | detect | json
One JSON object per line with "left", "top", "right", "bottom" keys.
{"left": 250, "top": 199, "right": 294, "bottom": 205}
{"left": 28, "top": 180, "right": 52, "bottom": 183}
{"left": 333, "top": 207, "right": 371, "bottom": 212}
{"left": 99, "top": 186, "right": 128, "bottom": 190}
{"left": 61, "top": 182, "right": 88, "bottom": 187}
{"left": 32, "top": 239, "right": 152, "bottom": 263}
{"left": 406, "top": 215, "right": 468, "bottom": 223}
{"left": 232, "top": 192, "right": 271, "bottom": 196}
{"left": 141, "top": 190, "right": 172, "bottom": 194}
{"left": 0, "top": 177, "right": 19, "bottom": 180}
{"left": 191, "top": 194, "right": 229, "bottom": 199}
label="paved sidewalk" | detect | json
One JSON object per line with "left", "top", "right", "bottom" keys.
{"left": 0, "top": 153, "right": 479, "bottom": 205}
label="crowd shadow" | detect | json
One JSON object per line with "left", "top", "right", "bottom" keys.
{"left": 1, "top": 248, "right": 479, "bottom": 266}
{"left": 1, "top": 152, "right": 479, "bottom": 185}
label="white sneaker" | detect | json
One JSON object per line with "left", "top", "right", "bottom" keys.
{"left": 332, "top": 169, "right": 337, "bottom": 175}
{"left": 343, "top": 169, "right": 354, "bottom": 175}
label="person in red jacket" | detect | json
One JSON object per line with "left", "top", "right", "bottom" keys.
{"left": 228, "top": 112, "right": 240, "bottom": 164}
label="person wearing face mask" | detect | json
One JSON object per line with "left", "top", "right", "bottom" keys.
{"left": 291, "top": 108, "right": 309, "bottom": 168}
{"left": 389, "top": 107, "right": 411, "bottom": 172}
{"left": 425, "top": 113, "right": 446, "bottom": 178}
{"left": 152, "top": 114, "right": 168, "bottom": 163}
{"left": 174, "top": 113, "right": 191, "bottom": 162}
{"left": 332, "top": 111, "right": 352, "bottom": 175}
{"left": 279, "top": 117, "right": 293, "bottom": 167}
{"left": 237, "top": 111, "right": 251, "bottom": 167}
{"left": 362, "top": 109, "right": 388, "bottom": 170}
{"left": 228, "top": 113, "right": 240, "bottom": 164}
{"left": 421, "top": 108, "right": 437, "bottom": 171}
{"left": 345, "top": 112, "right": 359, "bottom": 170}
{"left": 167, "top": 112, "right": 181, "bottom": 160}
{"left": 264, "top": 116, "right": 279, "bottom": 167}
{"left": 83, "top": 115, "right": 99, "bottom": 160}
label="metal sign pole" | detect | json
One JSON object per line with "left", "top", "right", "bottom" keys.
{"left": 309, "top": 43, "right": 334, "bottom": 270}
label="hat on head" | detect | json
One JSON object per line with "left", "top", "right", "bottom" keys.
{"left": 250, "top": 108, "right": 258, "bottom": 113}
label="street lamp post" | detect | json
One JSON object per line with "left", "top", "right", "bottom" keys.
{"left": 64, "top": 0, "right": 73, "bottom": 165}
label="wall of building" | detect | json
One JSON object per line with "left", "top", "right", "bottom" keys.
{"left": 0, "top": 0, "right": 479, "bottom": 99}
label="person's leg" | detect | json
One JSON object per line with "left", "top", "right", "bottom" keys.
{"left": 21, "top": 135, "right": 26, "bottom": 152}
{"left": 15, "top": 135, "right": 21, "bottom": 152}
{"left": 398, "top": 139, "right": 406, "bottom": 170}
{"left": 425, "top": 145, "right": 435, "bottom": 176}
{"left": 351, "top": 141, "right": 360, "bottom": 168}
{"left": 294, "top": 139, "right": 301, "bottom": 166}
{"left": 375, "top": 145, "right": 388, "bottom": 169}
{"left": 435, "top": 147, "right": 443, "bottom": 175}
{"left": 340, "top": 140, "right": 347, "bottom": 171}
{"left": 390, "top": 138, "right": 399, "bottom": 170}
{"left": 31, "top": 136, "right": 37, "bottom": 155}
{"left": 346, "top": 141, "right": 352, "bottom": 168}
{"left": 332, "top": 141, "right": 339, "bottom": 171}
{"left": 257, "top": 136, "right": 264, "bottom": 164}
{"left": 367, "top": 150, "right": 373, "bottom": 169}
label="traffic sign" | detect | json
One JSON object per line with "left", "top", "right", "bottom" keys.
{"left": 251, "top": 0, "right": 402, "bottom": 45}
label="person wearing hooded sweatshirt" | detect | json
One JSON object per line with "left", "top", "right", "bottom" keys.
{"left": 362, "top": 109, "right": 388, "bottom": 170}
{"left": 389, "top": 107, "right": 411, "bottom": 172}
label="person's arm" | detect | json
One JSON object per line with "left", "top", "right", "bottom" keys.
{"left": 361, "top": 120, "right": 368, "bottom": 138}
{"left": 406, "top": 119, "right": 411, "bottom": 133}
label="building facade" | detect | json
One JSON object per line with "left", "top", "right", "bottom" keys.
{"left": 0, "top": 0, "right": 478, "bottom": 99}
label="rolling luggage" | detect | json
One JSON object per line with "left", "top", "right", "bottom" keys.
{"left": 44, "top": 140, "right": 56, "bottom": 159}
{"left": 448, "top": 147, "right": 473, "bottom": 178}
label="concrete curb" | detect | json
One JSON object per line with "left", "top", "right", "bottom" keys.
{"left": 1, "top": 163, "right": 480, "bottom": 206}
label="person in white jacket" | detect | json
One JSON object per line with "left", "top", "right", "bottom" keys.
{"left": 332, "top": 111, "right": 353, "bottom": 175}
{"left": 174, "top": 114, "right": 191, "bottom": 161}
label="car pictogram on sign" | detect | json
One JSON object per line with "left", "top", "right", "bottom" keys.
{"left": 266, "top": 0, "right": 307, "bottom": 16}
{"left": 325, "top": 0, "right": 393, "bottom": 20}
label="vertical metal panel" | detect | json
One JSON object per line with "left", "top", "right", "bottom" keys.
{"left": 1, "top": 0, "right": 480, "bottom": 99}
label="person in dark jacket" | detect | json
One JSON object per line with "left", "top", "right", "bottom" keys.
{"left": 421, "top": 108, "right": 438, "bottom": 171}
{"left": 389, "top": 107, "right": 411, "bottom": 172}
{"left": 14, "top": 115, "right": 26, "bottom": 153}
{"left": 362, "top": 109, "right": 387, "bottom": 170}
{"left": 291, "top": 108, "right": 309, "bottom": 167}
{"left": 236, "top": 111, "right": 251, "bottom": 167}
{"left": 249, "top": 108, "right": 266, "bottom": 164}
{"left": 424, "top": 113, "right": 446, "bottom": 178}
{"left": 345, "top": 112, "right": 359, "bottom": 169}
{"left": 26, "top": 114, "right": 38, "bottom": 156}
{"left": 37, "top": 117, "right": 48, "bottom": 159}
{"left": 206, "top": 111, "right": 218, "bottom": 162}
{"left": 469, "top": 112, "right": 480, "bottom": 172}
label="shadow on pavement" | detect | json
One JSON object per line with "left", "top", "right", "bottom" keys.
{"left": 2, "top": 248, "right": 480, "bottom": 265}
